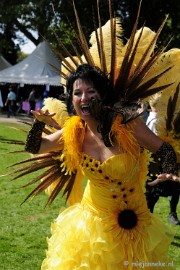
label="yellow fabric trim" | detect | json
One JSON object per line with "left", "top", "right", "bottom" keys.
{"left": 60, "top": 115, "right": 141, "bottom": 176}
{"left": 60, "top": 116, "right": 85, "bottom": 174}
{"left": 111, "top": 115, "right": 140, "bottom": 158}
{"left": 66, "top": 169, "right": 85, "bottom": 206}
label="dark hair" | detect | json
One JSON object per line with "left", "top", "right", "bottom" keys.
{"left": 66, "top": 64, "right": 116, "bottom": 146}
{"left": 66, "top": 64, "right": 112, "bottom": 111}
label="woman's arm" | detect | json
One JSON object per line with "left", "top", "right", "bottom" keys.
{"left": 133, "top": 117, "right": 178, "bottom": 178}
{"left": 133, "top": 117, "right": 163, "bottom": 153}
{"left": 148, "top": 174, "right": 180, "bottom": 185}
{"left": 25, "top": 109, "right": 63, "bottom": 154}
{"left": 38, "top": 129, "right": 63, "bottom": 154}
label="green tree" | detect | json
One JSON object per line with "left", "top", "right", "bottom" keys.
{"left": 0, "top": 0, "right": 58, "bottom": 62}
{"left": 0, "top": 0, "right": 179, "bottom": 63}
{"left": 117, "top": 0, "right": 180, "bottom": 49}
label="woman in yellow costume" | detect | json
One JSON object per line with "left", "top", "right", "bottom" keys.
{"left": 24, "top": 62, "right": 179, "bottom": 270}
{"left": 6, "top": 0, "right": 180, "bottom": 269}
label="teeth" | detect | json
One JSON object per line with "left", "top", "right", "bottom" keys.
{"left": 81, "top": 104, "right": 90, "bottom": 114}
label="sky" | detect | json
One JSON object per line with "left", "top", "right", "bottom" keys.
{"left": 20, "top": 39, "right": 36, "bottom": 54}
{"left": 17, "top": 30, "right": 37, "bottom": 54}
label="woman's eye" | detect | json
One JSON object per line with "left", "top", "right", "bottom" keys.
{"left": 89, "top": 89, "right": 96, "bottom": 94}
{"left": 73, "top": 91, "right": 81, "bottom": 96}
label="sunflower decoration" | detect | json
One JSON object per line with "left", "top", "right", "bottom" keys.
{"left": 102, "top": 198, "right": 151, "bottom": 243}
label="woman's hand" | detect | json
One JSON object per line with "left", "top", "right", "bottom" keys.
{"left": 148, "top": 173, "right": 180, "bottom": 186}
{"left": 31, "top": 109, "right": 61, "bottom": 130}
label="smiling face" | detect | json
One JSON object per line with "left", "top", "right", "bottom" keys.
{"left": 72, "top": 78, "right": 101, "bottom": 121}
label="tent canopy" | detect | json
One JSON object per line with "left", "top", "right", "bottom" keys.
{"left": 0, "top": 41, "right": 61, "bottom": 86}
{"left": 0, "top": 56, "right": 12, "bottom": 71}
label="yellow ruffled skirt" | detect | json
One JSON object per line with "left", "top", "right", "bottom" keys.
{"left": 41, "top": 203, "right": 175, "bottom": 270}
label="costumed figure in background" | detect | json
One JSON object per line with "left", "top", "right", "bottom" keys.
{"left": 3, "top": 0, "right": 180, "bottom": 269}
{"left": 28, "top": 88, "right": 36, "bottom": 114}
{"left": 146, "top": 85, "right": 180, "bottom": 224}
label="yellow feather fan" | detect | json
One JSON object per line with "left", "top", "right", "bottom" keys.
{"left": 115, "top": 27, "right": 157, "bottom": 79}
{"left": 142, "top": 48, "right": 180, "bottom": 95}
{"left": 42, "top": 97, "right": 69, "bottom": 128}
{"left": 83, "top": 18, "right": 124, "bottom": 74}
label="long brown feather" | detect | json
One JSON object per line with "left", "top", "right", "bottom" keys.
{"left": 7, "top": 152, "right": 61, "bottom": 168}
{"left": 0, "top": 140, "right": 24, "bottom": 145}
{"left": 20, "top": 170, "right": 64, "bottom": 205}
{"left": 46, "top": 173, "right": 76, "bottom": 206}
{"left": 128, "top": 66, "right": 173, "bottom": 101}
{"left": 18, "top": 165, "right": 62, "bottom": 188}
{"left": 166, "top": 83, "right": 180, "bottom": 131}
{"left": 114, "top": 0, "right": 142, "bottom": 92}
{"left": 132, "top": 83, "right": 173, "bottom": 101}
{"left": 128, "top": 16, "right": 167, "bottom": 87}
{"left": 126, "top": 47, "right": 164, "bottom": 96}
{"left": 72, "top": 0, "right": 94, "bottom": 66}
{"left": 96, "top": 0, "right": 107, "bottom": 73}
{"left": 6, "top": 159, "right": 59, "bottom": 179}
{"left": 173, "top": 111, "right": 180, "bottom": 135}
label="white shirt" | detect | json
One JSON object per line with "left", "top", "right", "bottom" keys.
{"left": 146, "top": 111, "right": 157, "bottom": 135}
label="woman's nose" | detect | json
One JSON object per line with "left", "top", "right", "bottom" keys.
{"left": 81, "top": 92, "right": 89, "bottom": 102}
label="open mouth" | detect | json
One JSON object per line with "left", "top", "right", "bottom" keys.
{"left": 81, "top": 105, "right": 91, "bottom": 115}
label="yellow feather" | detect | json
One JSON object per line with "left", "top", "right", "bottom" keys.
{"left": 141, "top": 48, "right": 180, "bottom": 92}
{"left": 86, "top": 19, "right": 124, "bottom": 74}
{"left": 111, "top": 115, "right": 140, "bottom": 158}
{"left": 60, "top": 116, "right": 85, "bottom": 174}
{"left": 61, "top": 56, "right": 80, "bottom": 87}
{"left": 116, "top": 27, "right": 157, "bottom": 77}
{"left": 42, "top": 97, "right": 70, "bottom": 129}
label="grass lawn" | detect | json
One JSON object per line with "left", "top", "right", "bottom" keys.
{"left": 0, "top": 122, "right": 179, "bottom": 270}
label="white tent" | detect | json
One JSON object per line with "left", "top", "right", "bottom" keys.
{"left": 0, "top": 41, "right": 61, "bottom": 86}
{"left": 0, "top": 56, "right": 12, "bottom": 71}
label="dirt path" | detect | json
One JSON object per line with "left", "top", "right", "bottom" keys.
{"left": 0, "top": 113, "right": 33, "bottom": 124}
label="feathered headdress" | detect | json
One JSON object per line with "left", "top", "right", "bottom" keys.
{"left": 54, "top": 0, "right": 180, "bottom": 102}
{"left": 51, "top": 0, "right": 180, "bottom": 146}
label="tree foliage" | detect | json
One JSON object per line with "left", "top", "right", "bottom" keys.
{"left": 117, "top": 0, "right": 180, "bottom": 49}
{"left": 0, "top": 0, "right": 179, "bottom": 64}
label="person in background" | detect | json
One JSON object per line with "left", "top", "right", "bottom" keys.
{"left": 16, "top": 96, "right": 23, "bottom": 114}
{"left": 28, "top": 88, "right": 36, "bottom": 114}
{"left": 0, "top": 89, "right": 3, "bottom": 113}
{"left": 141, "top": 101, "right": 151, "bottom": 123}
{"left": 5, "top": 87, "right": 16, "bottom": 118}
{"left": 40, "top": 88, "right": 49, "bottom": 108}
{"left": 145, "top": 94, "right": 180, "bottom": 225}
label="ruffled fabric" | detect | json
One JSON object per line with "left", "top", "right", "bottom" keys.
{"left": 41, "top": 153, "right": 175, "bottom": 270}
{"left": 41, "top": 203, "right": 174, "bottom": 270}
